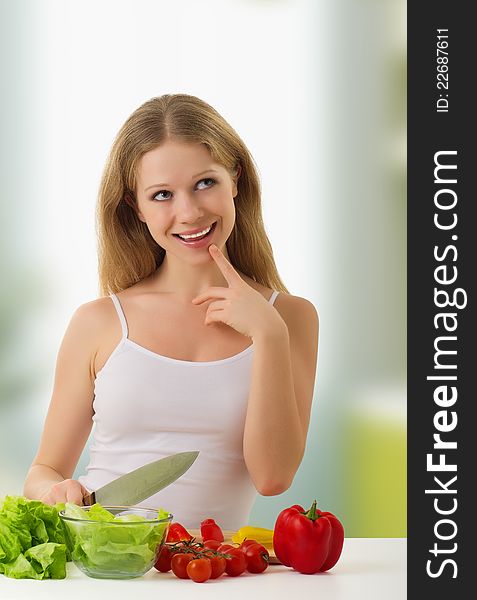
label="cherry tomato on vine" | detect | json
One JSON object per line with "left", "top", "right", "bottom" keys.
{"left": 240, "top": 539, "right": 259, "bottom": 552}
{"left": 186, "top": 558, "right": 212, "bottom": 583}
{"left": 154, "top": 545, "right": 173, "bottom": 572}
{"left": 203, "top": 539, "right": 222, "bottom": 551}
{"left": 218, "top": 543, "right": 235, "bottom": 553}
{"left": 242, "top": 542, "right": 269, "bottom": 573}
{"left": 171, "top": 552, "right": 194, "bottom": 579}
{"left": 209, "top": 554, "right": 227, "bottom": 579}
{"left": 224, "top": 548, "right": 247, "bottom": 576}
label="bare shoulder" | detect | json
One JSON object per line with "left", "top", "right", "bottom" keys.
{"left": 64, "top": 296, "right": 119, "bottom": 382}
{"left": 70, "top": 296, "right": 116, "bottom": 331}
{"left": 66, "top": 296, "right": 118, "bottom": 357}
{"left": 272, "top": 294, "right": 319, "bottom": 441}
{"left": 240, "top": 273, "right": 319, "bottom": 332}
{"left": 274, "top": 293, "right": 319, "bottom": 363}
{"left": 274, "top": 293, "right": 319, "bottom": 329}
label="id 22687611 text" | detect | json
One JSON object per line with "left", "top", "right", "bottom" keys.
{"left": 436, "top": 29, "right": 449, "bottom": 113}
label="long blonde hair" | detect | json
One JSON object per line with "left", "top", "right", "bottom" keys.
{"left": 96, "top": 94, "right": 289, "bottom": 296}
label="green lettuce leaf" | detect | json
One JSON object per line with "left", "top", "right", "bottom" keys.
{"left": 2, "top": 553, "right": 42, "bottom": 579}
{"left": 83, "top": 503, "right": 115, "bottom": 522}
{"left": 25, "top": 543, "right": 67, "bottom": 579}
{"left": 62, "top": 503, "right": 169, "bottom": 575}
{"left": 0, "top": 495, "right": 68, "bottom": 579}
{"left": 0, "top": 517, "right": 23, "bottom": 563}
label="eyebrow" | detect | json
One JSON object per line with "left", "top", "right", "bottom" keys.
{"left": 144, "top": 169, "right": 219, "bottom": 192}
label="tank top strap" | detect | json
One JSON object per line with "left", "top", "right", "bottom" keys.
{"left": 109, "top": 293, "right": 128, "bottom": 338}
{"left": 268, "top": 290, "right": 279, "bottom": 305}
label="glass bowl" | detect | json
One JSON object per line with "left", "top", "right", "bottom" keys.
{"left": 59, "top": 505, "right": 172, "bottom": 579}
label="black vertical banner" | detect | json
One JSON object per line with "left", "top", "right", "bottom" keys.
{"left": 408, "top": 2, "right": 474, "bottom": 598}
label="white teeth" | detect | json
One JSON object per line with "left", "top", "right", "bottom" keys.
{"left": 178, "top": 224, "right": 213, "bottom": 240}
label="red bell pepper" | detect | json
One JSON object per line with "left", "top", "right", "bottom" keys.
{"left": 200, "top": 518, "right": 224, "bottom": 542}
{"left": 273, "top": 500, "right": 344, "bottom": 574}
{"left": 166, "top": 522, "right": 193, "bottom": 543}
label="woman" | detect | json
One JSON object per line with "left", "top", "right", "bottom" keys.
{"left": 23, "top": 94, "right": 319, "bottom": 529}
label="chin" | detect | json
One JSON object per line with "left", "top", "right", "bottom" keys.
{"left": 165, "top": 245, "right": 216, "bottom": 262}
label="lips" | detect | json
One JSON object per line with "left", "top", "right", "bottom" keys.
{"left": 174, "top": 223, "right": 214, "bottom": 237}
{"left": 172, "top": 221, "right": 217, "bottom": 246}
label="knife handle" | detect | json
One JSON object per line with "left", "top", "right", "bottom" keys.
{"left": 82, "top": 491, "right": 96, "bottom": 506}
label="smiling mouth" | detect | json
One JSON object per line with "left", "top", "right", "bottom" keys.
{"left": 173, "top": 221, "right": 217, "bottom": 242}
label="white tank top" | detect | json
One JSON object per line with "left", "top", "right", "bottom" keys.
{"left": 78, "top": 290, "right": 280, "bottom": 529}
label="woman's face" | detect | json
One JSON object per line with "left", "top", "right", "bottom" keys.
{"left": 134, "top": 140, "right": 240, "bottom": 262}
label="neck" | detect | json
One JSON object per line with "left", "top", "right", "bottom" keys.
{"left": 151, "top": 250, "right": 233, "bottom": 303}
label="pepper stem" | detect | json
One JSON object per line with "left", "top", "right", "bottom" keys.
{"left": 304, "top": 500, "right": 319, "bottom": 521}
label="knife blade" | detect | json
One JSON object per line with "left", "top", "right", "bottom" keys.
{"left": 82, "top": 451, "right": 199, "bottom": 506}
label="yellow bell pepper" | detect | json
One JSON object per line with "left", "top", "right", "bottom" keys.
{"left": 231, "top": 526, "right": 274, "bottom": 550}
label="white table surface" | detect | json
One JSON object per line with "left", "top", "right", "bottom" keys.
{"left": 0, "top": 538, "right": 406, "bottom": 600}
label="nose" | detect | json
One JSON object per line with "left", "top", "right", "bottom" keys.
{"left": 175, "top": 191, "right": 204, "bottom": 223}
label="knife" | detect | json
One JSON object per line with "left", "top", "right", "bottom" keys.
{"left": 82, "top": 450, "right": 199, "bottom": 506}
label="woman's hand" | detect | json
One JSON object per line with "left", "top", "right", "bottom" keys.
{"left": 191, "top": 244, "right": 286, "bottom": 340}
{"left": 39, "top": 479, "right": 90, "bottom": 506}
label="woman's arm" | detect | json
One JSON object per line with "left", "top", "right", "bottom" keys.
{"left": 23, "top": 301, "right": 103, "bottom": 504}
{"left": 190, "top": 246, "right": 319, "bottom": 496}
{"left": 243, "top": 295, "right": 319, "bottom": 495}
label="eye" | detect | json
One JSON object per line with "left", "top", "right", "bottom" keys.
{"left": 151, "top": 178, "right": 216, "bottom": 202}
{"left": 152, "top": 190, "right": 171, "bottom": 201}
{"left": 196, "top": 177, "right": 216, "bottom": 190}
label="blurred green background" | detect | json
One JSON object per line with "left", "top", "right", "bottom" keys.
{"left": 0, "top": 0, "right": 405, "bottom": 537}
